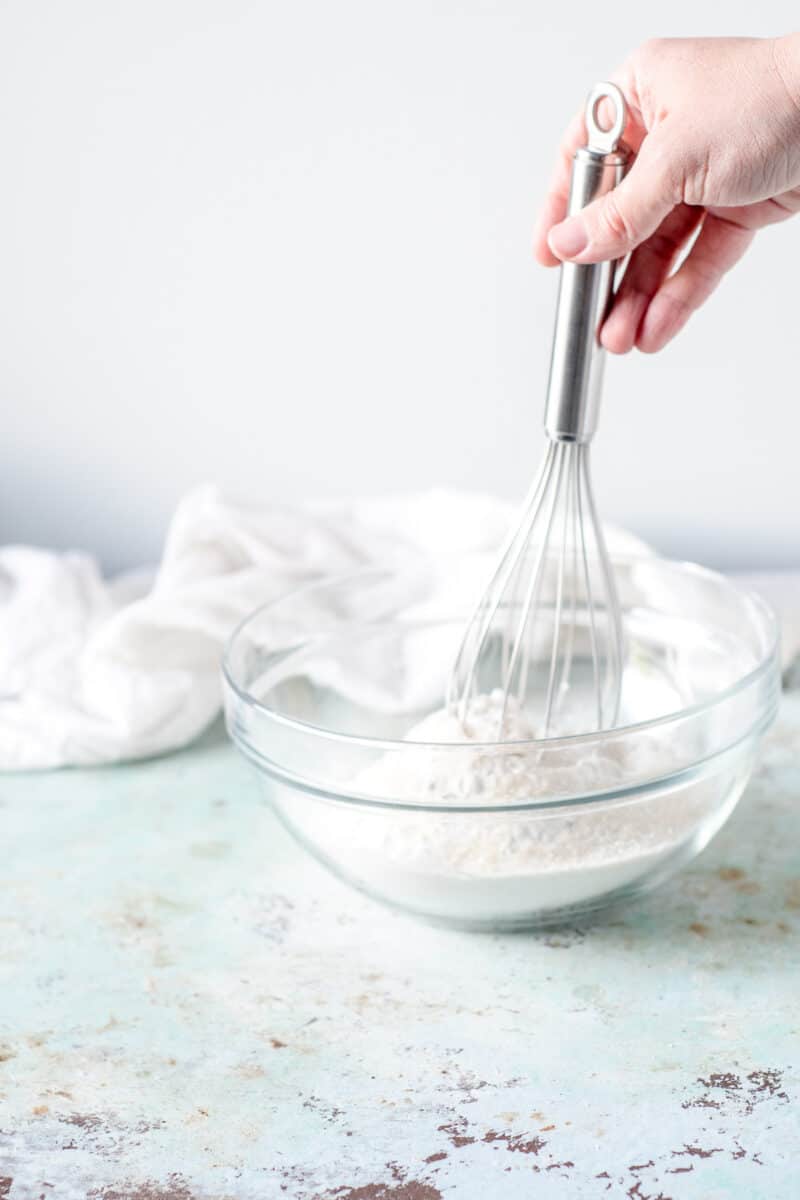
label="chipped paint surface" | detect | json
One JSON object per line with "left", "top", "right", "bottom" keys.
{"left": 1, "top": 698, "right": 799, "bottom": 1198}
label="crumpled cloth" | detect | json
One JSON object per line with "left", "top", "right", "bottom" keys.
{"left": 0, "top": 485, "right": 654, "bottom": 770}
{"left": 5, "top": 485, "right": 795, "bottom": 771}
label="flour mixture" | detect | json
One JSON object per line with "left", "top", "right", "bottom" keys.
{"left": 324, "top": 691, "right": 734, "bottom": 921}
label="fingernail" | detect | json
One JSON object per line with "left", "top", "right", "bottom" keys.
{"left": 548, "top": 217, "right": 588, "bottom": 260}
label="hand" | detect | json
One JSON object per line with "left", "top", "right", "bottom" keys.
{"left": 533, "top": 36, "right": 800, "bottom": 353}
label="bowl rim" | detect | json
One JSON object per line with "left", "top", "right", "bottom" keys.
{"left": 221, "top": 555, "right": 780, "bottom": 754}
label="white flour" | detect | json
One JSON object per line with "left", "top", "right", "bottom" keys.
{"left": 313, "top": 690, "right": 738, "bottom": 923}
{"left": 353, "top": 689, "right": 679, "bottom": 805}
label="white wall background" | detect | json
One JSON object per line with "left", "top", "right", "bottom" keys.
{"left": 0, "top": 0, "right": 797, "bottom": 571}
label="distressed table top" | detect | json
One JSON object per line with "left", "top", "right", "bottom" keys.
{"left": 1, "top": 696, "right": 799, "bottom": 1200}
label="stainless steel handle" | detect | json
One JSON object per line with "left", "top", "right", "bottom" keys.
{"left": 543, "top": 82, "right": 632, "bottom": 443}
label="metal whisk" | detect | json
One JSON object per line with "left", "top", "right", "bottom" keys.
{"left": 449, "top": 83, "right": 631, "bottom": 740}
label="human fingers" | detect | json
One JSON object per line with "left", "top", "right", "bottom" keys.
{"left": 706, "top": 187, "right": 800, "bottom": 229}
{"left": 533, "top": 87, "right": 646, "bottom": 267}
{"left": 547, "top": 132, "right": 679, "bottom": 264}
{"left": 533, "top": 110, "right": 589, "bottom": 267}
{"left": 600, "top": 204, "right": 704, "bottom": 354}
{"left": 636, "top": 213, "right": 754, "bottom": 353}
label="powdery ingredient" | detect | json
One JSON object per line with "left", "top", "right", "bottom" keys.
{"left": 329, "top": 690, "right": 731, "bottom": 922}
{"left": 354, "top": 688, "right": 679, "bottom": 806}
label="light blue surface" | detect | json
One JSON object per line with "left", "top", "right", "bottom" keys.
{"left": 1, "top": 699, "right": 799, "bottom": 1199}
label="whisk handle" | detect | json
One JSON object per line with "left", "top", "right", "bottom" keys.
{"left": 544, "top": 83, "right": 631, "bottom": 444}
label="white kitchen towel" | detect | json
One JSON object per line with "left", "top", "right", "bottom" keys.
{"left": 0, "top": 486, "right": 655, "bottom": 770}
{"left": 0, "top": 485, "right": 789, "bottom": 771}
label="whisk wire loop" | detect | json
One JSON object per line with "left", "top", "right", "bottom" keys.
{"left": 449, "top": 440, "right": 624, "bottom": 741}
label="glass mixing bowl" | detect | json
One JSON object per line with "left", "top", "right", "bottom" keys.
{"left": 222, "top": 558, "right": 779, "bottom": 930}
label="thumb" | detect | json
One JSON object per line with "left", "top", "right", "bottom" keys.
{"left": 547, "top": 134, "right": 678, "bottom": 264}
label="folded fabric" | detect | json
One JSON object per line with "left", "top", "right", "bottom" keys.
{"left": 0, "top": 486, "right": 651, "bottom": 770}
